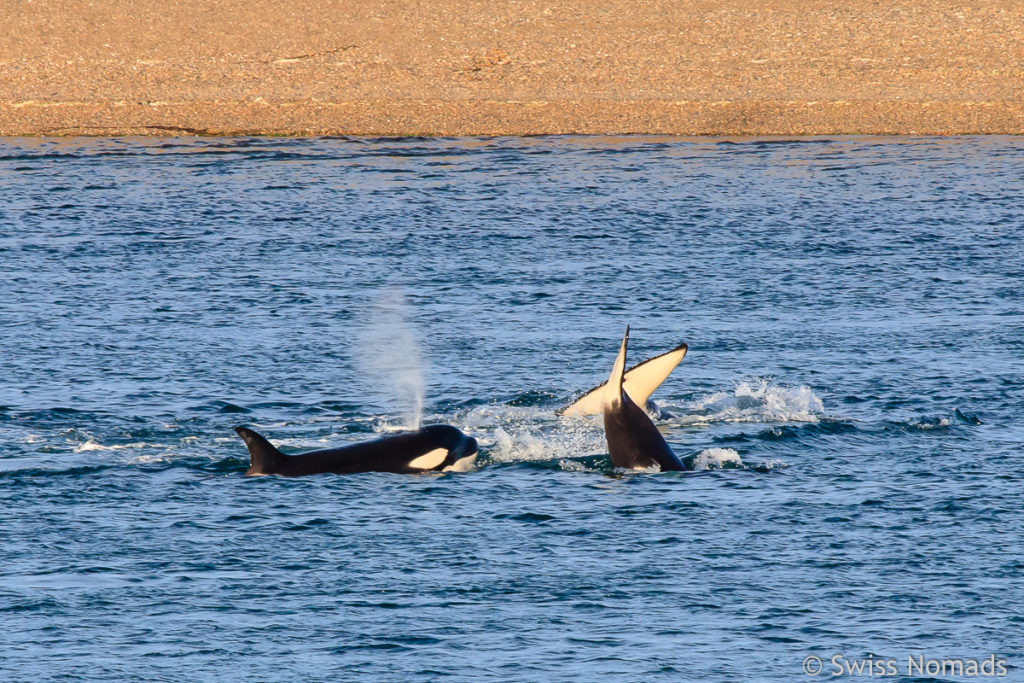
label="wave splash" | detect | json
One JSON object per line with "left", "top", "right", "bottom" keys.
{"left": 460, "top": 405, "right": 605, "bottom": 466}
{"left": 667, "top": 379, "right": 824, "bottom": 425}
{"left": 691, "top": 448, "right": 743, "bottom": 470}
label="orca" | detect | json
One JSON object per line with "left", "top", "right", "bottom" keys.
{"left": 235, "top": 424, "right": 478, "bottom": 476}
{"left": 558, "top": 341, "right": 687, "bottom": 417}
{"left": 602, "top": 327, "right": 687, "bottom": 471}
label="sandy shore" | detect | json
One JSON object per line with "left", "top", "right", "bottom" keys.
{"left": 2, "top": 0, "right": 1022, "bottom": 136}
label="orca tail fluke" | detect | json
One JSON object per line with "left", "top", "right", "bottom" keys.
{"left": 603, "top": 325, "right": 630, "bottom": 409}
{"left": 558, "top": 339, "right": 688, "bottom": 417}
{"left": 235, "top": 426, "right": 282, "bottom": 475}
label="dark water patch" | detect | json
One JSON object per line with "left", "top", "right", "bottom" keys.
{"left": 884, "top": 413, "right": 984, "bottom": 434}
{"left": 505, "top": 390, "right": 557, "bottom": 407}
{"left": 492, "top": 512, "right": 557, "bottom": 523}
{"left": 188, "top": 401, "right": 251, "bottom": 414}
{"left": 12, "top": 406, "right": 96, "bottom": 419}
{"left": 710, "top": 432, "right": 752, "bottom": 444}
{"left": 193, "top": 456, "right": 249, "bottom": 474}
{"left": 284, "top": 518, "right": 332, "bottom": 531}
{"left": 0, "top": 463, "right": 123, "bottom": 479}
{"left": 0, "top": 596, "right": 64, "bottom": 613}
{"left": 248, "top": 400, "right": 308, "bottom": 410}
{"left": 953, "top": 408, "right": 983, "bottom": 424}
{"left": 309, "top": 400, "right": 367, "bottom": 414}
{"left": 754, "top": 420, "right": 862, "bottom": 442}
{"left": 505, "top": 455, "right": 611, "bottom": 473}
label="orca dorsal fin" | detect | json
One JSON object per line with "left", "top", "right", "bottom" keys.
{"left": 603, "top": 326, "right": 630, "bottom": 410}
{"left": 235, "top": 426, "right": 283, "bottom": 475}
{"left": 560, "top": 338, "right": 687, "bottom": 417}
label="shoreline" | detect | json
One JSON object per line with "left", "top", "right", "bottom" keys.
{"left": 4, "top": 100, "right": 1023, "bottom": 137}
{"left": 3, "top": 0, "right": 1022, "bottom": 137}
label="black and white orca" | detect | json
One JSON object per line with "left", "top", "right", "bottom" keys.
{"left": 558, "top": 340, "right": 687, "bottom": 417}
{"left": 601, "top": 327, "right": 687, "bottom": 471}
{"left": 235, "top": 424, "right": 478, "bottom": 476}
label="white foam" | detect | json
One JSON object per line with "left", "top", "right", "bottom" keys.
{"left": 619, "top": 464, "right": 663, "bottom": 474}
{"left": 62, "top": 427, "right": 96, "bottom": 443}
{"left": 130, "top": 454, "right": 169, "bottom": 464}
{"left": 458, "top": 405, "right": 605, "bottom": 465}
{"left": 668, "top": 379, "right": 824, "bottom": 425}
{"left": 911, "top": 417, "right": 952, "bottom": 430}
{"left": 262, "top": 436, "right": 330, "bottom": 449}
{"left": 73, "top": 440, "right": 170, "bottom": 453}
{"left": 759, "top": 458, "right": 788, "bottom": 471}
{"left": 691, "top": 447, "right": 743, "bottom": 470}
{"left": 489, "top": 426, "right": 554, "bottom": 463}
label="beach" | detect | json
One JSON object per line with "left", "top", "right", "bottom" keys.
{"left": 1, "top": 0, "right": 1022, "bottom": 136}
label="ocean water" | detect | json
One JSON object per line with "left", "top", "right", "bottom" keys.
{"left": 1, "top": 136, "right": 1022, "bottom": 681}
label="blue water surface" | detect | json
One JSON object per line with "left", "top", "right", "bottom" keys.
{"left": 1, "top": 136, "right": 1022, "bottom": 681}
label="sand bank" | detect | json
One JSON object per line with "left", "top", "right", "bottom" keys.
{"left": 2, "top": 0, "right": 1022, "bottom": 136}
